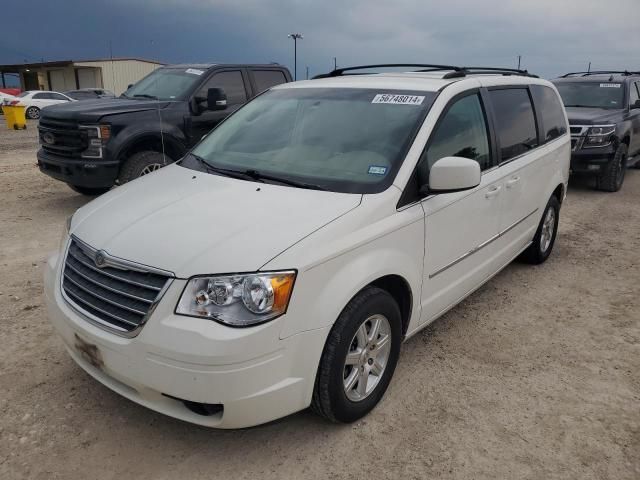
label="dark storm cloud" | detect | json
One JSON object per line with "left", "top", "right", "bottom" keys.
{"left": 2, "top": 0, "right": 638, "bottom": 79}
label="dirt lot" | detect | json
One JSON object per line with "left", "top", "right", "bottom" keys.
{"left": 0, "top": 122, "right": 638, "bottom": 480}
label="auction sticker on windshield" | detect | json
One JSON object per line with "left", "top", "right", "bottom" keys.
{"left": 372, "top": 94, "right": 425, "bottom": 105}
{"left": 185, "top": 68, "right": 204, "bottom": 76}
{"left": 600, "top": 83, "right": 621, "bottom": 88}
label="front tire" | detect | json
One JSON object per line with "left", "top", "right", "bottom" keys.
{"left": 67, "top": 184, "right": 111, "bottom": 196}
{"left": 26, "top": 106, "right": 40, "bottom": 119}
{"left": 311, "top": 286, "right": 402, "bottom": 423}
{"left": 521, "top": 195, "right": 560, "bottom": 265}
{"left": 596, "top": 143, "right": 627, "bottom": 192}
{"left": 118, "top": 150, "right": 170, "bottom": 185}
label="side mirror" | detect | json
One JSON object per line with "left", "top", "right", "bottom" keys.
{"left": 426, "top": 156, "right": 481, "bottom": 193}
{"left": 207, "top": 87, "right": 227, "bottom": 111}
{"left": 127, "top": 84, "right": 133, "bottom": 90}
{"left": 632, "top": 99, "right": 640, "bottom": 109}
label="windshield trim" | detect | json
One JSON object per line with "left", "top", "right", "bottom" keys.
{"left": 180, "top": 87, "right": 438, "bottom": 194}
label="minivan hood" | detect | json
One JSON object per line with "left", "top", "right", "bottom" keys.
{"left": 565, "top": 107, "right": 623, "bottom": 125}
{"left": 71, "top": 165, "right": 361, "bottom": 277}
{"left": 42, "top": 98, "right": 172, "bottom": 122}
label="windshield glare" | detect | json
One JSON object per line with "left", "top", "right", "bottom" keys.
{"left": 188, "top": 88, "right": 434, "bottom": 193}
{"left": 123, "top": 68, "right": 204, "bottom": 100}
{"left": 555, "top": 82, "right": 625, "bottom": 109}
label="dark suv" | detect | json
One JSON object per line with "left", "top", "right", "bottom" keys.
{"left": 37, "top": 64, "right": 292, "bottom": 195}
{"left": 552, "top": 71, "right": 640, "bottom": 192}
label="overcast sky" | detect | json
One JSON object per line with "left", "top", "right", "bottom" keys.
{"left": 1, "top": 0, "right": 638, "bottom": 80}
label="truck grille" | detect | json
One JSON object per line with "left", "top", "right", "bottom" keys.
{"left": 39, "top": 118, "right": 88, "bottom": 157}
{"left": 62, "top": 238, "right": 172, "bottom": 334}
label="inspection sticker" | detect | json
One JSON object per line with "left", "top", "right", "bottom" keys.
{"left": 600, "top": 83, "right": 621, "bottom": 88}
{"left": 368, "top": 165, "right": 388, "bottom": 175}
{"left": 185, "top": 68, "right": 204, "bottom": 76}
{"left": 372, "top": 94, "right": 425, "bottom": 105}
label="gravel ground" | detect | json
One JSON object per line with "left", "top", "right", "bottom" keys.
{"left": 0, "top": 122, "right": 638, "bottom": 480}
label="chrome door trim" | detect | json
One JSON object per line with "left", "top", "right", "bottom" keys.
{"left": 428, "top": 208, "right": 538, "bottom": 279}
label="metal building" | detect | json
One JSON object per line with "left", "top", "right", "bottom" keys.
{"left": 0, "top": 58, "right": 164, "bottom": 95}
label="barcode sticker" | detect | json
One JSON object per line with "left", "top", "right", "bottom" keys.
{"left": 372, "top": 94, "right": 425, "bottom": 105}
{"left": 185, "top": 68, "right": 204, "bottom": 76}
{"left": 600, "top": 83, "right": 621, "bottom": 88}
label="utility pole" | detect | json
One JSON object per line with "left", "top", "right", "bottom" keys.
{"left": 588, "top": 61, "right": 591, "bottom": 73}
{"left": 288, "top": 33, "right": 303, "bottom": 80}
{"left": 306, "top": 66, "right": 309, "bottom": 79}
{"left": 333, "top": 57, "right": 337, "bottom": 70}
{"left": 517, "top": 55, "right": 521, "bottom": 70}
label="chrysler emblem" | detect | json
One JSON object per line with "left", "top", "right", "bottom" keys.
{"left": 42, "top": 132, "right": 56, "bottom": 145}
{"left": 95, "top": 251, "right": 107, "bottom": 268}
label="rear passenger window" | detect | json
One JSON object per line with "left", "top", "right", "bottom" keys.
{"left": 489, "top": 89, "right": 539, "bottom": 162}
{"left": 418, "top": 93, "right": 491, "bottom": 184}
{"left": 253, "top": 70, "right": 287, "bottom": 93}
{"left": 531, "top": 85, "right": 568, "bottom": 142}
{"left": 630, "top": 82, "right": 640, "bottom": 106}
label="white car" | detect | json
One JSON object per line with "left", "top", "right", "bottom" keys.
{"left": 13, "top": 90, "right": 74, "bottom": 119}
{"left": 44, "top": 64, "right": 570, "bottom": 428}
{"left": 0, "top": 91, "right": 17, "bottom": 108}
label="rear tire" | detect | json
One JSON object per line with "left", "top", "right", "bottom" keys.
{"left": 596, "top": 143, "right": 627, "bottom": 192}
{"left": 311, "top": 286, "right": 402, "bottom": 423}
{"left": 25, "top": 106, "right": 40, "bottom": 119}
{"left": 118, "top": 151, "right": 170, "bottom": 185}
{"left": 67, "top": 184, "right": 111, "bottom": 196}
{"left": 521, "top": 195, "right": 560, "bottom": 265}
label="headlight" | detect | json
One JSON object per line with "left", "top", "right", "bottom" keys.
{"left": 176, "top": 271, "right": 296, "bottom": 327}
{"left": 584, "top": 125, "right": 615, "bottom": 148}
{"left": 80, "top": 124, "right": 111, "bottom": 158}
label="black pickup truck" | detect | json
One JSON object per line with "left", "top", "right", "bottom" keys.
{"left": 552, "top": 71, "right": 640, "bottom": 192}
{"left": 37, "top": 64, "right": 292, "bottom": 195}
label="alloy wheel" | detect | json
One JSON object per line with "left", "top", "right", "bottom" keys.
{"left": 139, "top": 164, "right": 163, "bottom": 176}
{"left": 540, "top": 207, "right": 556, "bottom": 253}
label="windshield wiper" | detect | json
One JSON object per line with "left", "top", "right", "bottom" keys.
{"left": 188, "top": 154, "right": 258, "bottom": 181}
{"left": 564, "top": 104, "right": 594, "bottom": 108}
{"left": 241, "top": 169, "right": 328, "bottom": 191}
{"left": 133, "top": 94, "right": 158, "bottom": 100}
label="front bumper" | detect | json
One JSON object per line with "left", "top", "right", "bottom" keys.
{"left": 569, "top": 144, "right": 616, "bottom": 174}
{"left": 44, "top": 251, "right": 328, "bottom": 428}
{"left": 37, "top": 149, "right": 120, "bottom": 188}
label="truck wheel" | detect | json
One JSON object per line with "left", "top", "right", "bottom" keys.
{"left": 67, "top": 184, "right": 111, "bottom": 196}
{"left": 521, "top": 195, "right": 560, "bottom": 265}
{"left": 118, "top": 151, "right": 170, "bottom": 184}
{"left": 26, "top": 106, "right": 40, "bottom": 119}
{"left": 596, "top": 143, "right": 627, "bottom": 192}
{"left": 311, "top": 286, "right": 402, "bottom": 423}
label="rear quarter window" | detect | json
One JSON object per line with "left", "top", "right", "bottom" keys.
{"left": 531, "top": 85, "right": 568, "bottom": 142}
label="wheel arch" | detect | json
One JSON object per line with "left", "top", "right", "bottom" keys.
{"left": 115, "top": 133, "right": 186, "bottom": 165}
{"left": 369, "top": 275, "right": 413, "bottom": 337}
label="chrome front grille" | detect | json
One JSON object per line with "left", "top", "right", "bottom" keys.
{"left": 62, "top": 238, "right": 172, "bottom": 334}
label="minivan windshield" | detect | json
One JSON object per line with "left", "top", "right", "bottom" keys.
{"left": 122, "top": 67, "right": 205, "bottom": 101}
{"left": 555, "top": 82, "right": 625, "bottom": 109}
{"left": 186, "top": 88, "right": 435, "bottom": 193}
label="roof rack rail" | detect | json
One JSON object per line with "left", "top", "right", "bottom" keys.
{"left": 560, "top": 70, "right": 640, "bottom": 78}
{"left": 312, "top": 64, "right": 537, "bottom": 79}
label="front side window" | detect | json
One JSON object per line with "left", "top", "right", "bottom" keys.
{"left": 186, "top": 88, "right": 435, "bottom": 193}
{"left": 629, "top": 82, "right": 639, "bottom": 107}
{"left": 555, "top": 82, "right": 625, "bottom": 109}
{"left": 489, "top": 89, "right": 539, "bottom": 162}
{"left": 197, "top": 71, "right": 247, "bottom": 105}
{"left": 417, "top": 93, "right": 490, "bottom": 185}
{"left": 531, "top": 85, "right": 568, "bottom": 142}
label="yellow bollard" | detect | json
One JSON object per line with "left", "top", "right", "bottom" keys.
{"left": 2, "top": 105, "right": 27, "bottom": 130}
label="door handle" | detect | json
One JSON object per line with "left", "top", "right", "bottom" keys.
{"left": 506, "top": 176, "right": 521, "bottom": 188}
{"left": 485, "top": 185, "right": 502, "bottom": 199}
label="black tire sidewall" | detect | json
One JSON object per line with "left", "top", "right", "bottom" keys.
{"left": 118, "top": 151, "right": 169, "bottom": 184}
{"left": 325, "top": 290, "right": 402, "bottom": 423}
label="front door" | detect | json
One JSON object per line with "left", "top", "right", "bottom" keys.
{"left": 188, "top": 69, "right": 249, "bottom": 146}
{"left": 418, "top": 91, "right": 506, "bottom": 324}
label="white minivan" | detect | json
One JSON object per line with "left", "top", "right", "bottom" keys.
{"left": 45, "top": 65, "right": 570, "bottom": 428}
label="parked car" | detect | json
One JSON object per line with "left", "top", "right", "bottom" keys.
{"left": 44, "top": 64, "right": 570, "bottom": 429}
{"left": 0, "top": 91, "right": 16, "bottom": 107}
{"left": 552, "top": 71, "right": 640, "bottom": 192}
{"left": 11, "top": 90, "right": 74, "bottom": 119}
{"left": 64, "top": 88, "right": 116, "bottom": 100}
{"left": 37, "top": 63, "right": 292, "bottom": 195}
